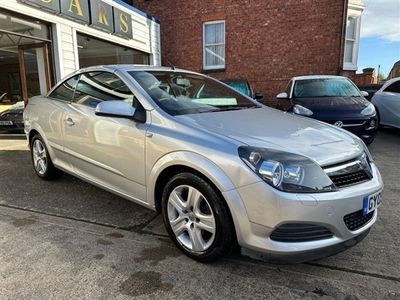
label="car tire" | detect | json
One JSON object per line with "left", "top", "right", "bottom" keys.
{"left": 30, "top": 134, "right": 62, "bottom": 180}
{"left": 161, "top": 172, "right": 235, "bottom": 262}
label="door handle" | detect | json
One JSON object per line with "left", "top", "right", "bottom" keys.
{"left": 64, "top": 117, "right": 75, "bottom": 126}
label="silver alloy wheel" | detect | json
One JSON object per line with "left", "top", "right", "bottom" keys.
{"left": 32, "top": 139, "right": 48, "bottom": 175}
{"left": 167, "top": 185, "right": 216, "bottom": 252}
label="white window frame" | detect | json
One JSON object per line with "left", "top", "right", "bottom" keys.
{"left": 203, "top": 20, "right": 226, "bottom": 70}
{"left": 343, "top": 5, "right": 364, "bottom": 71}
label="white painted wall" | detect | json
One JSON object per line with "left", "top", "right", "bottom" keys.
{"left": 1, "top": 0, "right": 161, "bottom": 81}
{"left": 35, "top": 47, "right": 47, "bottom": 95}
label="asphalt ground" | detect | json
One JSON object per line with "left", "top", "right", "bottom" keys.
{"left": 0, "top": 128, "right": 399, "bottom": 299}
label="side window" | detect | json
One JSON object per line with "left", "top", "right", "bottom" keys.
{"left": 49, "top": 75, "right": 79, "bottom": 101}
{"left": 384, "top": 81, "right": 400, "bottom": 94}
{"left": 73, "top": 72, "right": 135, "bottom": 108}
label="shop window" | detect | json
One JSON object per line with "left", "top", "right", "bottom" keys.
{"left": 0, "top": 11, "right": 51, "bottom": 106}
{"left": 49, "top": 75, "right": 79, "bottom": 101}
{"left": 77, "top": 33, "right": 149, "bottom": 68}
{"left": 73, "top": 72, "right": 134, "bottom": 108}
{"left": 203, "top": 21, "right": 225, "bottom": 70}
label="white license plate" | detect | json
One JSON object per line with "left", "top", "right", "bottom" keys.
{"left": 0, "top": 120, "right": 13, "bottom": 125}
{"left": 363, "top": 191, "right": 382, "bottom": 215}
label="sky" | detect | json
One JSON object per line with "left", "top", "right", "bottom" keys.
{"left": 358, "top": 0, "right": 400, "bottom": 76}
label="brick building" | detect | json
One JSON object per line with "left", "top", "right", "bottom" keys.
{"left": 388, "top": 60, "right": 400, "bottom": 79}
{"left": 131, "top": 0, "right": 364, "bottom": 105}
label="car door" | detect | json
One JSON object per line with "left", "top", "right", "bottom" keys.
{"left": 63, "top": 71, "right": 149, "bottom": 202}
{"left": 37, "top": 75, "right": 79, "bottom": 170}
{"left": 374, "top": 80, "right": 400, "bottom": 128}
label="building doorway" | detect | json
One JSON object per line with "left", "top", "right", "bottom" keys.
{"left": 0, "top": 11, "right": 52, "bottom": 135}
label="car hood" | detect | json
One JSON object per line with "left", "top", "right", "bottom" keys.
{"left": 294, "top": 96, "right": 370, "bottom": 119}
{"left": 176, "top": 107, "right": 364, "bottom": 166}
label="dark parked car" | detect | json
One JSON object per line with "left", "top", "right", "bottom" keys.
{"left": 223, "top": 80, "right": 263, "bottom": 100}
{"left": 0, "top": 101, "right": 24, "bottom": 134}
{"left": 276, "top": 75, "right": 378, "bottom": 144}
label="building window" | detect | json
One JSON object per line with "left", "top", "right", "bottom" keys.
{"left": 0, "top": 11, "right": 52, "bottom": 107}
{"left": 203, "top": 21, "right": 225, "bottom": 70}
{"left": 76, "top": 33, "right": 149, "bottom": 68}
{"left": 344, "top": 15, "right": 361, "bottom": 70}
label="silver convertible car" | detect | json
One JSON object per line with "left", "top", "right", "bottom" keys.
{"left": 24, "top": 66, "right": 383, "bottom": 262}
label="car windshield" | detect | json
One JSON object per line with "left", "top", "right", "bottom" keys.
{"left": 224, "top": 81, "right": 251, "bottom": 97}
{"left": 129, "top": 71, "right": 259, "bottom": 116}
{"left": 293, "top": 78, "right": 361, "bottom": 98}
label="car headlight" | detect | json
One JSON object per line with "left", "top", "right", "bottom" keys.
{"left": 238, "top": 147, "right": 337, "bottom": 193}
{"left": 361, "top": 103, "right": 376, "bottom": 116}
{"left": 360, "top": 140, "right": 373, "bottom": 163}
{"left": 293, "top": 104, "right": 313, "bottom": 116}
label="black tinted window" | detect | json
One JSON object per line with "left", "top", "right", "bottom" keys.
{"left": 73, "top": 72, "right": 134, "bottom": 108}
{"left": 49, "top": 76, "right": 79, "bottom": 101}
{"left": 384, "top": 81, "right": 400, "bottom": 93}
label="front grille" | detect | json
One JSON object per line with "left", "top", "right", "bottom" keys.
{"left": 344, "top": 209, "right": 374, "bottom": 231}
{"left": 329, "top": 170, "right": 370, "bottom": 188}
{"left": 327, "top": 120, "right": 366, "bottom": 127}
{"left": 324, "top": 155, "right": 372, "bottom": 188}
{"left": 270, "top": 223, "right": 333, "bottom": 243}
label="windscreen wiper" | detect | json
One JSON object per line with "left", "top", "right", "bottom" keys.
{"left": 198, "top": 105, "right": 259, "bottom": 114}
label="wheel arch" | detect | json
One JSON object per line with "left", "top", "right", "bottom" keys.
{"left": 27, "top": 126, "right": 57, "bottom": 161}
{"left": 28, "top": 129, "right": 40, "bottom": 146}
{"left": 374, "top": 105, "right": 381, "bottom": 124}
{"left": 149, "top": 152, "right": 240, "bottom": 250}
{"left": 148, "top": 151, "right": 236, "bottom": 212}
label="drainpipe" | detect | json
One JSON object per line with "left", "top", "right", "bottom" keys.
{"left": 338, "top": 0, "right": 349, "bottom": 75}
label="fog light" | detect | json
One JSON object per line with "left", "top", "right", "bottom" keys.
{"left": 369, "top": 119, "right": 376, "bottom": 127}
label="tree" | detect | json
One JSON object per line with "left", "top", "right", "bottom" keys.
{"left": 377, "top": 71, "right": 386, "bottom": 83}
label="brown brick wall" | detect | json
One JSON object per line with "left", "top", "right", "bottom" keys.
{"left": 133, "top": 0, "right": 347, "bottom": 106}
{"left": 354, "top": 68, "right": 377, "bottom": 86}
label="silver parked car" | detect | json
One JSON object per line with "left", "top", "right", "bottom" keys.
{"left": 372, "top": 77, "right": 400, "bottom": 129}
{"left": 24, "top": 66, "right": 383, "bottom": 262}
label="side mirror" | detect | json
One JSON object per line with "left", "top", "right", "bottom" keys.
{"left": 361, "top": 91, "right": 369, "bottom": 97}
{"left": 277, "top": 92, "right": 289, "bottom": 100}
{"left": 95, "top": 101, "right": 136, "bottom": 119}
{"left": 254, "top": 92, "right": 264, "bottom": 100}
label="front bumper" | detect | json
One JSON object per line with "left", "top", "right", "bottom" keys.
{"left": 223, "top": 162, "right": 383, "bottom": 260}
{"left": 326, "top": 116, "right": 378, "bottom": 143}
{"left": 242, "top": 228, "right": 370, "bottom": 264}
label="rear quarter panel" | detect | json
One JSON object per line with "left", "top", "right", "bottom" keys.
{"left": 24, "top": 96, "right": 70, "bottom": 170}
